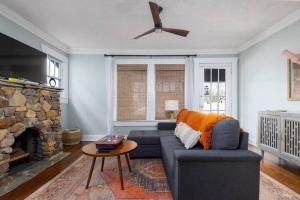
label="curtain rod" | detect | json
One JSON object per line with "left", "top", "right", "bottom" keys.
{"left": 104, "top": 54, "right": 197, "bottom": 57}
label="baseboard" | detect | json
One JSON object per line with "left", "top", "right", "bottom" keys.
{"left": 249, "top": 137, "right": 257, "bottom": 147}
{"left": 81, "top": 134, "right": 106, "bottom": 141}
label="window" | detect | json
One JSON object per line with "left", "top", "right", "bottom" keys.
{"left": 47, "top": 56, "right": 62, "bottom": 88}
{"left": 115, "top": 59, "right": 186, "bottom": 122}
{"left": 117, "top": 65, "right": 147, "bottom": 121}
{"left": 42, "top": 44, "right": 69, "bottom": 103}
{"left": 155, "top": 64, "right": 185, "bottom": 119}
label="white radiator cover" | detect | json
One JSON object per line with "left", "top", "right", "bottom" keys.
{"left": 258, "top": 111, "right": 300, "bottom": 165}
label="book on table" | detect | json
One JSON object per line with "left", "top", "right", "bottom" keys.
{"left": 95, "top": 135, "right": 125, "bottom": 151}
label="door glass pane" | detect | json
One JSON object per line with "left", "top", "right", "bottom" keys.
{"left": 219, "top": 97, "right": 225, "bottom": 110}
{"left": 203, "top": 96, "right": 211, "bottom": 110}
{"left": 219, "top": 110, "right": 225, "bottom": 114}
{"left": 117, "top": 64, "right": 147, "bottom": 121}
{"left": 155, "top": 64, "right": 185, "bottom": 120}
{"left": 211, "top": 83, "right": 218, "bottom": 96}
{"left": 212, "top": 69, "right": 218, "bottom": 82}
{"left": 204, "top": 69, "right": 211, "bottom": 82}
{"left": 211, "top": 96, "right": 218, "bottom": 110}
{"left": 219, "top": 82, "right": 226, "bottom": 96}
{"left": 200, "top": 67, "right": 227, "bottom": 115}
{"left": 219, "top": 69, "right": 225, "bottom": 82}
{"left": 203, "top": 82, "right": 210, "bottom": 96}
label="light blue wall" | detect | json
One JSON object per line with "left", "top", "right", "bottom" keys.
{"left": 68, "top": 55, "right": 107, "bottom": 135}
{"left": 0, "top": 14, "right": 69, "bottom": 128}
{"left": 60, "top": 103, "right": 68, "bottom": 128}
{"left": 239, "top": 20, "right": 300, "bottom": 145}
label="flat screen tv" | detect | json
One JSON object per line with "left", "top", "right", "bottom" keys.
{"left": 0, "top": 32, "right": 47, "bottom": 84}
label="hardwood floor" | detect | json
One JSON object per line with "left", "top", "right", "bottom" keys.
{"left": 1, "top": 143, "right": 299, "bottom": 200}
{"left": 249, "top": 145, "right": 300, "bottom": 194}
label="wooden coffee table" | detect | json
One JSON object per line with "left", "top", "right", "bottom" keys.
{"left": 82, "top": 139, "right": 137, "bottom": 190}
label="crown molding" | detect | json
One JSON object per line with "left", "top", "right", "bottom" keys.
{"left": 0, "top": 3, "right": 69, "bottom": 53}
{"left": 238, "top": 8, "right": 300, "bottom": 53}
{"left": 69, "top": 48, "right": 238, "bottom": 55}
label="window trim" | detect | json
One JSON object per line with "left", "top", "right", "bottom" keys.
{"left": 113, "top": 58, "right": 186, "bottom": 123}
{"left": 41, "top": 44, "right": 69, "bottom": 103}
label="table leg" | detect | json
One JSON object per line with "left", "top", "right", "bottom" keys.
{"left": 86, "top": 156, "right": 96, "bottom": 189}
{"left": 125, "top": 153, "right": 132, "bottom": 172}
{"left": 101, "top": 157, "right": 105, "bottom": 172}
{"left": 117, "top": 155, "right": 124, "bottom": 190}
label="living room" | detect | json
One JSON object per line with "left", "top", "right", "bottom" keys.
{"left": 0, "top": 0, "right": 299, "bottom": 200}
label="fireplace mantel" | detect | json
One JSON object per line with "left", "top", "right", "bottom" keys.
{"left": 0, "top": 79, "right": 63, "bottom": 176}
{"left": 0, "top": 79, "right": 63, "bottom": 91}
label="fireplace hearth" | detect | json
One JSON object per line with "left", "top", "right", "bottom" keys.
{"left": 0, "top": 79, "right": 63, "bottom": 176}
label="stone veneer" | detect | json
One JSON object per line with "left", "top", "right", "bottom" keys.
{"left": 0, "top": 79, "right": 63, "bottom": 176}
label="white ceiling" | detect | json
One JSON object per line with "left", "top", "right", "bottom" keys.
{"left": 1, "top": 0, "right": 300, "bottom": 52}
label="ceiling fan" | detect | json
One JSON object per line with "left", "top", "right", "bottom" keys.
{"left": 134, "top": 2, "right": 189, "bottom": 39}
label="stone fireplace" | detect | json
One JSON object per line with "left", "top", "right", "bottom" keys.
{"left": 0, "top": 79, "right": 63, "bottom": 176}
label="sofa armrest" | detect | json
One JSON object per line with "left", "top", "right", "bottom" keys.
{"left": 238, "top": 132, "right": 249, "bottom": 150}
{"left": 157, "top": 122, "right": 176, "bottom": 130}
{"left": 173, "top": 150, "right": 261, "bottom": 200}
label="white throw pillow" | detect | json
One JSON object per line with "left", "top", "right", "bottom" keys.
{"left": 175, "top": 122, "right": 190, "bottom": 138}
{"left": 176, "top": 123, "right": 201, "bottom": 149}
{"left": 175, "top": 122, "right": 184, "bottom": 137}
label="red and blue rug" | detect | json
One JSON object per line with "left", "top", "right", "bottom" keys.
{"left": 26, "top": 155, "right": 300, "bottom": 200}
{"left": 27, "top": 155, "right": 172, "bottom": 199}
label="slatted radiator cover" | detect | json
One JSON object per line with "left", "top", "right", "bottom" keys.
{"left": 258, "top": 111, "right": 300, "bottom": 165}
{"left": 282, "top": 118, "right": 300, "bottom": 159}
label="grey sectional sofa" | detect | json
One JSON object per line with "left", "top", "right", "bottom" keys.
{"left": 128, "top": 121, "right": 262, "bottom": 200}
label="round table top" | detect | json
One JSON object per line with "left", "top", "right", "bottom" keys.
{"left": 82, "top": 140, "right": 138, "bottom": 157}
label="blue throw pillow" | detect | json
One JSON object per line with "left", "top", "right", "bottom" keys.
{"left": 211, "top": 119, "right": 240, "bottom": 150}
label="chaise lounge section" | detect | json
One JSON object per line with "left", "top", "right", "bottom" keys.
{"left": 128, "top": 121, "right": 261, "bottom": 200}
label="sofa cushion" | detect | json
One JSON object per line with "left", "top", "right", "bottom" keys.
{"left": 158, "top": 130, "right": 175, "bottom": 137}
{"left": 157, "top": 122, "right": 177, "bottom": 131}
{"left": 211, "top": 119, "right": 240, "bottom": 150}
{"left": 128, "top": 130, "right": 160, "bottom": 145}
{"left": 129, "top": 145, "right": 161, "bottom": 158}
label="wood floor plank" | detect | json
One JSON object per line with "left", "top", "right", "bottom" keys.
{"left": 249, "top": 145, "right": 300, "bottom": 194}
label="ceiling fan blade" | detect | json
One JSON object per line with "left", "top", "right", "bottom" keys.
{"left": 162, "top": 28, "right": 189, "bottom": 37}
{"left": 133, "top": 28, "right": 155, "bottom": 39}
{"left": 149, "top": 2, "right": 162, "bottom": 26}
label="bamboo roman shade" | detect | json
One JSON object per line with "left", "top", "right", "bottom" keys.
{"left": 117, "top": 64, "right": 147, "bottom": 121}
{"left": 155, "top": 64, "right": 185, "bottom": 119}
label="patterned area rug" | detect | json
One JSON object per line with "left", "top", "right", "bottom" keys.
{"left": 26, "top": 155, "right": 300, "bottom": 200}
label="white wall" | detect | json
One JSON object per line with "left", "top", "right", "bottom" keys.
{"left": 68, "top": 55, "right": 107, "bottom": 137}
{"left": 239, "top": 20, "right": 300, "bottom": 145}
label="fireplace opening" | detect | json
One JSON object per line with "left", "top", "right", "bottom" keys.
{"left": 10, "top": 128, "right": 43, "bottom": 167}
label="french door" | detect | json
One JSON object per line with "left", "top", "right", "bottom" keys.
{"left": 194, "top": 58, "right": 237, "bottom": 118}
